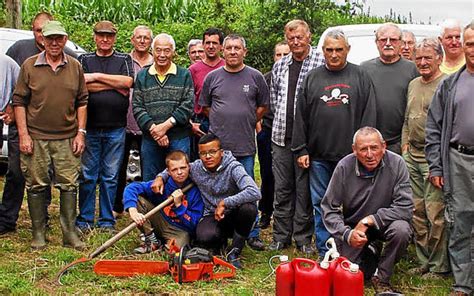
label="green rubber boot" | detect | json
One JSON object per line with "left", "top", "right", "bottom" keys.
{"left": 60, "top": 191, "right": 86, "bottom": 250}
{"left": 27, "top": 191, "right": 47, "bottom": 249}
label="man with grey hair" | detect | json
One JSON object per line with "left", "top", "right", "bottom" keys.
{"left": 187, "top": 39, "right": 205, "bottom": 65}
{"left": 426, "top": 21, "right": 474, "bottom": 296}
{"left": 113, "top": 25, "right": 154, "bottom": 217}
{"left": 199, "top": 34, "right": 269, "bottom": 251}
{"left": 361, "top": 22, "right": 418, "bottom": 155}
{"left": 292, "top": 29, "right": 376, "bottom": 256}
{"left": 77, "top": 20, "right": 134, "bottom": 233}
{"left": 322, "top": 126, "right": 413, "bottom": 294}
{"left": 133, "top": 33, "right": 193, "bottom": 181}
{"left": 401, "top": 37, "right": 450, "bottom": 278}
{"left": 401, "top": 30, "right": 416, "bottom": 60}
{"left": 269, "top": 19, "right": 324, "bottom": 253}
{"left": 439, "top": 19, "right": 465, "bottom": 75}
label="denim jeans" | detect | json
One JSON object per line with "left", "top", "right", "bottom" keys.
{"left": 77, "top": 127, "right": 125, "bottom": 228}
{"left": 235, "top": 155, "right": 260, "bottom": 239}
{"left": 141, "top": 135, "right": 190, "bottom": 181}
{"left": 310, "top": 160, "right": 337, "bottom": 256}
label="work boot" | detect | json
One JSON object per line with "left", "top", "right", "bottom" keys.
{"left": 60, "top": 191, "right": 86, "bottom": 250}
{"left": 27, "top": 191, "right": 47, "bottom": 249}
{"left": 226, "top": 232, "right": 246, "bottom": 269}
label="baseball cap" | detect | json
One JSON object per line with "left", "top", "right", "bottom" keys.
{"left": 93, "top": 21, "right": 117, "bottom": 34}
{"left": 42, "top": 21, "right": 68, "bottom": 37}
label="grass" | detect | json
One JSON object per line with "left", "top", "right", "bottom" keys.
{"left": 0, "top": 171, "right": 453, "bottom": 295}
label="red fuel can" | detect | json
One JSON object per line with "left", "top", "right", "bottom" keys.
{"left": 293, "top": 258, "right": 330, "bottom": 296}
{"left": 332, "top": 260, "right": 364, "bottom": 296}
{"left": 276, "top": 260, "right": 295, "bottom": 296}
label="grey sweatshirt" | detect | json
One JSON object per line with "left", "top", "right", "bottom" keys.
{"left": 159, "top": 150, "right": 261, "bottom": 216}
{"left": 321, "top": 151, "right": 413, "bottom": 244}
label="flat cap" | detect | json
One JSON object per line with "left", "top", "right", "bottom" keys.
{"left": 93, "top": 21, "right": 117, "bottom": 34}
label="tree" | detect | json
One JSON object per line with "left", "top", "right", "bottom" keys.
{"left": 6, "top": 0, "right": 22, "bottom": 28}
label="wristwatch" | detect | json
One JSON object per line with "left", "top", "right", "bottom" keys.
{"left": 362, "top": 217, "right": 370, "bottom": 226}
{"left": 78, "top": 128, "right": 87, "bottom": 135}
{"left": 170, "top": 117, "right": 177, "bottom": 126}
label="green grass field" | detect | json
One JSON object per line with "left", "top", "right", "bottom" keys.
{"left": 0, "top": 169, "right": 453, "bottom": 295}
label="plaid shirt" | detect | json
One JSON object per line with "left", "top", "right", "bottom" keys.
{"left": 270, "top": 46, "right": 324, "bottom": 146}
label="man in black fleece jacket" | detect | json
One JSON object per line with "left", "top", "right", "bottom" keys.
{"left": 321, "top": 127, "right": 413, "bottom": 294}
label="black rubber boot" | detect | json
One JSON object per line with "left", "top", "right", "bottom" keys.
{"left": 27, "top": 191, "right": 47, "bottom": 249}
{"left": 60, "top": 191, "right": 86, "bottom": 250}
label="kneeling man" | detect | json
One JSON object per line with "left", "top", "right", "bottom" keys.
{"left": 321, "top": 127, "right": 413, "bottom": 294}
{"left": 124, "top": 150, "right": 203, "bottom": 253}
{"left": 153, "top": 134, "right": 261, "bottom": 269}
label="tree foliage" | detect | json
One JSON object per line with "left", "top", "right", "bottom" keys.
{"left": 9, "top": 0, "right": 385, "bottom": 71}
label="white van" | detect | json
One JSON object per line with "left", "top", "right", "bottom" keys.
{"left": 316, "top": 24, "right": 441, "bottom": 65}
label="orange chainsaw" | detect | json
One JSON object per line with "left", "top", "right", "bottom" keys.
{"left": 93, "top": 244, "right": 236, "bottom": 283}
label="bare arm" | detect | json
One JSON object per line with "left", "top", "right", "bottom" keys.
{"left": 85, "top": 73, "right": 133, "bottom": 89}
{"left": 256, "top": 106, "right": 267, "bottom": 122}
{"left": 14, "top": 106, "right": 33, "bottom": 155}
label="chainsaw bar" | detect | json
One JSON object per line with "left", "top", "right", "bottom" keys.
{"left": 93, "top": 260, "right": 169, "bottom": 277}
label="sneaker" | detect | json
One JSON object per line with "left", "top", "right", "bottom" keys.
{"left": 226, "top": 248, "right": 242, "bottom": 269}
{"left": 371, "top": 276, "right": 394, "bottom": 294}
{"left": 134, "top": 233, "right": 161, "bottom": 254}
{"left": 297, "top": 244, "right": 316, "bottom": 256}
{"left": 449, "top": 291, "right": 469, "bottom": 296}
{"left": 75, "top": 224, "right": 93, "bottom": 236}
{"left": 421, "top": 272, "right": 447, "bottom": 280}
{"left": 268, "top": 241, "right": 289, "bottom": 251}
{"left": 247, "top": 237, "right": 265, "bottom": 251}
{"left": 258, "top": 214, "right": 271, "bottom": 229}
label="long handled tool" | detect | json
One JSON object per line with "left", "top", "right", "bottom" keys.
{"left": 55, "top": 183, "right": 194, "bottom": 285}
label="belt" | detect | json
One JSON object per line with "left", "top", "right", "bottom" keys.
{"left": 450, "top": 143, "right": 474, "bottom": 155}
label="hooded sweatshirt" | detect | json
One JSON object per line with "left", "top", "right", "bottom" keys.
{"left": 159, "top": 150, "right": 261, "bottom": 216}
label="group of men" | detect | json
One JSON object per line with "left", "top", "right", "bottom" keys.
{"left": 0, "top": 11, "right": 472, "bottom": 295}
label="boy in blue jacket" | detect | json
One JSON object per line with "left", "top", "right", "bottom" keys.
{"left": 123, "top": 150, "right": 203, "bottom": 253}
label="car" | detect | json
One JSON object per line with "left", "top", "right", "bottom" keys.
{"left": 0, "top": 28, "right": 86, "bottom": 163}
{"left": 316, "top": 24, "right": 441, "bottom": 65}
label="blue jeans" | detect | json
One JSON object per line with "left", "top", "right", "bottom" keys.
{"left": 310, "top": 160, "right": 337, "bottom": 256}
{"left": 235, "top": 155, "right": 260, "bottom": 239}
{"left": 77, "top": 128, "right": 125, "bottom": 228}
{"left": 141, "top": 136, "right": 190, "bottom": 181}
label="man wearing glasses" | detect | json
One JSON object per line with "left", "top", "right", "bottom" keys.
{"left": 152, "top": 133, "right": 261, "bottom": 269}
{"left": 361, "top": 23, "right": 418, "bottom": 155}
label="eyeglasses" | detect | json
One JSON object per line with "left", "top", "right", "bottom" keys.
{"left": 377, "top": 37, "right": 401, "bottom": 44}
{"left": 190, "top": 49, "right": 204, "bottom": 55}
{"left": 198, "top": 149, "right": 221, "bottom": 157}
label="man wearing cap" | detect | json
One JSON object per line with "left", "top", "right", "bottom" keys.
{"left": 12, "top": 21, "right": 88, "bottom": 249}
{"left": 77, "top": 21, "right": 134, "bottom": 232}
{"left": 0, "top": 12, "right": 78, "bottom": 236}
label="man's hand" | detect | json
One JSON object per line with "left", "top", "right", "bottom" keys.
{"left": 1, "top": 105, "right": 14, "bottom": 125}
{"left": 171, "top": 189, "right": 183, "bottom": 207}
{"left": 256, "top": 121, "right": 262, "bottom": 134}
{"left": 157, "top": 135, "right": 169, "bottom": 147}
{"left": 151, "top": 176, "right": 165, "bottom": 194}
{"left": 72, "top": 132, "right": 85, "bottom": 156}
{"left": 129, "top": 207, "right": 146, "bottom": 226}
{"left": 349, "top": 230, "right": 368, "bottom": 248}
{"left": 84, "top": 73, "right": 99, "bottom": 83}
{"left": 191, "top": 121, "right": 205, "bottom": 137}
{"left": 297, "top": 155, "right": 310, "bottom": 169}
{"left": 150, "top": 121, "right": 172, "bottom": 141}
{"left": 401, "top": 143, "right": 409, "bottom": 154}
{"left": 116, "top": 88, "right": 130, "bottom": 97}
{"left": 430, "top": 176, "right": 444, "bottom": 189}
{"left": 214, "top": 199, "right": 225, "bottom": 221}
{"left": 19, "top": 134, "right": 33, "bottom": 155}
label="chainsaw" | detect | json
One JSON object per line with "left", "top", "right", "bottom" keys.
{"left": 93, "top": 244, "right": 236, "bottom": 283}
